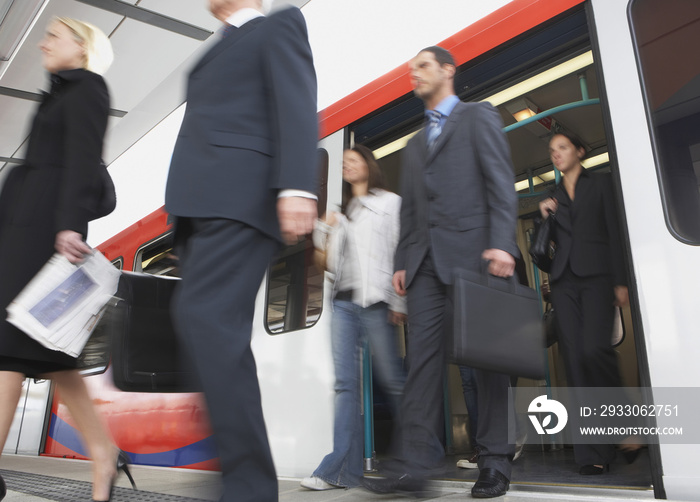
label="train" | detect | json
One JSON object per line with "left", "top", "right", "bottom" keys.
{"left": 2, "top": 0, "right": 699, "bottom": 499}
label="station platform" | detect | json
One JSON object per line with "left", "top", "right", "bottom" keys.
{"left": 0, "top": 454, "right": 667, "bottom": 502}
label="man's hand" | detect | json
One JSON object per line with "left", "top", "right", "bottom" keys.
{"left": 481, "top": 249, "right": 515, "bottom": 278}
{"left": 393, "top": 270, "right": 407, "bottom": 296}
{"left": 55, "top": 230, "right": 91, "bottom": 264}
{"left": 278, "top": 196, "right": 317, "bottom": 245}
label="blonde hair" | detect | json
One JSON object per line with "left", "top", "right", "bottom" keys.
{"left": 53, "top": 17, "right": 113, "bottom": 75}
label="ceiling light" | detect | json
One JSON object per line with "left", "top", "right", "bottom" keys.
{"left": 373, "top": 131, "right": 418, "bottom": 160}
{"left": 505, "top": 98, "right": 538, "bottom": 122}
{"left": 0, "top": 0, "right": 47, "bottom": 61}
{"left": 483, "top": 51, "right": 594, "bottom": 107}
{"left": 582, "top": 152, "right": 609, "bottom": 169}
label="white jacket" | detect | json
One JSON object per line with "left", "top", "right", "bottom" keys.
{"left": 313, "top": 189, "right": 406, "bottom": 314}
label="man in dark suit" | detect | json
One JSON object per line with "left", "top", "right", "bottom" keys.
{"left": 362, "top": 46, "right": 517, "bottom": 498}
{"left": 164, "top": 1, "right": 318, "bottom": 500}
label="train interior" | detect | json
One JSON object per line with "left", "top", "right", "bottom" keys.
{"left": 352, "top": 4, "right": 653, "bottom": 492}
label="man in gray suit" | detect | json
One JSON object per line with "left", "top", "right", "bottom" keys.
{"left": 362, "top": 46, "right": 517, "bottom": 498}
{"left": 165, "top": 0, "right": 318, "bottom": 500}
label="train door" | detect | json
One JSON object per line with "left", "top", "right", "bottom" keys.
{"left": 2, "top": 379, "right": 51, "bottom": 456}
{"left": 589, "top": 1, "right": 700, "bottom": 499}
{"left": 349, "top": 2, "right": 654, "bottom": 493}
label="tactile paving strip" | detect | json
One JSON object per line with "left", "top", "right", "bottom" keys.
{"left": 0, "top": 469, "right": 207, "bottom": 501}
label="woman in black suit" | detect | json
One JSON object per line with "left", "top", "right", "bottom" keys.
{"left": 0, "top": 18, "right": 131, "bottom": 501}
{"left": 539, "top": 132, "right": 635, "bottom": 475}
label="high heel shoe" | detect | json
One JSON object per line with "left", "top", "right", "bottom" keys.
{"left": 117, "top": 450, "right": 137, "bottom": 490}
{"left": 92, "top": 450, "right": 136, "bottom": 502}
{"left": 1, "top": 473, "right": 7, "bottom": 501}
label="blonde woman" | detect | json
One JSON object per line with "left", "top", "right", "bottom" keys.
{"left": 0, "top": 18, "right": 133, "bottom": 501}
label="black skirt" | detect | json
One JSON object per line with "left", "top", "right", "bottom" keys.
{"left": 0, "top": 355, "right": 76, "bottom": 378}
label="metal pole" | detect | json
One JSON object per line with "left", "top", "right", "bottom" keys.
{"left": 362, "top": 340, "right": 375, "bottom": 471}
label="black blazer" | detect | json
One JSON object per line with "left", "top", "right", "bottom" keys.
{"left": 549, "top": 170, "right": 627, "bottom": 286}
{"left": 5, "top": 69, "right": 110, "bottom": 237}
{"left": 165, "top": 7, "right": 318, "bottom": 242}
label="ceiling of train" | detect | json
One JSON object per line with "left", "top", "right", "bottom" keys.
{"left": 498, "top": 65, "right": 606, "bottom": 179}
{"left": 0, "top": 0, "right": 309, "bottom": 174}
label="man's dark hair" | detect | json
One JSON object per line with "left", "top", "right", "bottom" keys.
{"left": 419, "top": 46, "right": 456, "bottom": 68}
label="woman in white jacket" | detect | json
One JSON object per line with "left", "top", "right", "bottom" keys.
{"left": 302, "top": 144, "right": 406, "bottom": 490}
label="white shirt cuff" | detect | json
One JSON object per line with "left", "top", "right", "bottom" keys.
{"left": 278, "top": 189, "right": 317, "bottom": 200}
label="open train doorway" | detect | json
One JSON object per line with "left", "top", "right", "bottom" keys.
{"left": 349, "top": 4, "right": 652, "bottom": 492}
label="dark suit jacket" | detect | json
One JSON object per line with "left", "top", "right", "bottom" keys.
{"left": 165, "top": 7, "right": 318, "bottom": 241}
{"left": 0, "top": 68, "right": 110, "bottom": 364}
{"left": 395, "top": 101, "right": 518, "bottom": 286}
{"left": 549, "top": 170, "right": 627, "bottom": 286}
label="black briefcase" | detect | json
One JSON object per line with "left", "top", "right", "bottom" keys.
{"left": 447, "top": 268, "right": 546, "bottom": 380}
{"left": 109, "top": 272, "right": 200, "bottom": 392}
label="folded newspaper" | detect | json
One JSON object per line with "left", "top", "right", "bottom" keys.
{"left": 7, "top": 252, "right": 121, "bottom": 358}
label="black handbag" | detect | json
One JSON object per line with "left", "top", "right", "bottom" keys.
{"left": 447, "top": 267, "right": 546, "bottom": 380}
{"left": 94, "top": 161, "right": 116, "bottom": 219}
{"left": 529, "top": 212, "right": 555, "bottom": 273}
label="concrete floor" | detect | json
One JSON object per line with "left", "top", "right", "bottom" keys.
{"left": 0, "top": 453, "right": 666, "bottom": 502}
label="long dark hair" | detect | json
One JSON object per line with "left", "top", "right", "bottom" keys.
{"left": 340, "top": 144, "right": 385, "bottom": 215}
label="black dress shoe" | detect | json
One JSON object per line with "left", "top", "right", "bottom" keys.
{"left": 579, "top": 464, "right": 609, "bottom": 475}
{"left": 361, "top": 473, "right": 428, "bottom": 497}
{"left": 1, "top": 473, "right": 6, "bottom": 501}
{"left": 471, "top": 468, "right": 510, "bottom": 498}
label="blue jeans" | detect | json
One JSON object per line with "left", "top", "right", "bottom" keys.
{"left": 313, "top": 300, "right": 405, "bottom": 487}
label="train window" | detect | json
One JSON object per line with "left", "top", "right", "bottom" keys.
{"left": 630, "top": 0, "right": 700, "bottom": 243}
{"left": 264, "top": 149, "right": 329, "bottom": 334}
{"left": 133, "top": 232, "right": 180, "bottom": 276}
{"left": 111, "top": 257, "right": 123, "bottom": 270}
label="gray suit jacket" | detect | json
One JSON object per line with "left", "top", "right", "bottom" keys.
{"left": 165, "top": 8, "right": 318, "bottom": 242}
{"left": 395, "top": 100, "right": 518, "bottom": 287}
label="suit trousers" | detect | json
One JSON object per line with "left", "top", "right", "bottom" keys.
{"left": 172, "top": 217, "right": 280, "bottom": 502}
{"left": 551, "top": 267, "right": 621, "bottom": 466}
{"left": 401, "top": 254, "right": 514, "bottom": 479}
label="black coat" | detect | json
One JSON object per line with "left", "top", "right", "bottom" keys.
{"left": 549, "top": 170, "right": 627, "bottom": 286}
{"left": 0, "top": 68, "right": 110, "bottom": 365}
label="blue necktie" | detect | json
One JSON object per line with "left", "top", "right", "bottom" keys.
{"left": 426, "top": 110, "right": 442, "bottom": 149}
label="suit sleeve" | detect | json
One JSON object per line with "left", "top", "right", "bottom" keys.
{"left": 600, "top": 174, "right": 628, "bottom": 286}
{"left": 264, "top": 8, "right": 318, "bottom": 194}
{"left": 56, "top": 74, "right": 110, "bottom": 237}
{"left": 472, "top": 102, "right": 518, "bottom": 257}
{"left": 394, "top": 146, "right": 414, "bottom": 272}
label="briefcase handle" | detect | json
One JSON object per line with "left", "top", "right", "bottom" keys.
{"left": 454, "top": 262, "right": 522, "bottom": 295}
